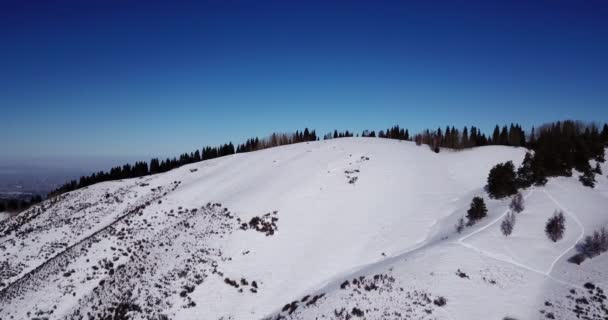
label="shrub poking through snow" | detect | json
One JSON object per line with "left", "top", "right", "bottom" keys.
{"left": 455, "top": 217, "right": 465, "bottom": 234}
{"left": 351, "top": 307, "right": 364, "bottom": 317}
{"left": 433, "top": 296, "right": 447, "bottom": 306}
{"left": 466, "top": 197, "right": 488, "bottom": 225}
{"left": 501, "top": 211, "right": 516, "bottom": 236}
{"left": 545, "top": 210, "right": 566, "bottom": 242}
{"left": 509, "top": 193, "right": 524, "bottom": 213}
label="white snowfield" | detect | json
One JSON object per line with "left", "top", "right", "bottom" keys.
{"left": 0, "top": 138, "right": 606, "bottom": 320}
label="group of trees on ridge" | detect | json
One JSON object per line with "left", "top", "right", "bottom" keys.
{"left": 486, "top": 121, "right": 608, "bottom": 198}
{"left": 413, "top": 124, "right": 527, "bottom": 151}
{"left": 237, "top": 129, "right": 318, "bottom": 153}
{"left": 27, "top": 120, "right": 608, "bottom": 212}
{"left": 48, "top": 129, "right": 319, "bottom": 197}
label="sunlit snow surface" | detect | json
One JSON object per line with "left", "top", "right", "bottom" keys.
{"left": 1, "top": 138, "right": 606, "bottom": 319}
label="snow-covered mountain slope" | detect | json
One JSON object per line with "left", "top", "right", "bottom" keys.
{"left": 1, "top": 138, "right": 607, "bottom": 320}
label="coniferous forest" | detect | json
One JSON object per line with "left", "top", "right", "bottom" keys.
{"left": 42, "top": 121, "right": 608, "bottom": 208}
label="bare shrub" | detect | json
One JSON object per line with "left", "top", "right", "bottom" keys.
{"left": 501, "top": 212, "right": 516, "bottom": 236}
{"left": 509, "top": 193, "right": 524, "bottom": 213}
{"left": 545, "top": 210, "right": 565, "bottom": 242}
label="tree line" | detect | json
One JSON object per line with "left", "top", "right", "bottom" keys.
{"left": 49, "top": 128, "right": 319, "bottom": 197}
{"left": 237, "top": 128, "right": 318, "bottom": 153}
{"left": 46, "top": 121, "right": 608, "bottom": 202}
{"left": 487, "top": 120, "right": 608, "bottom": 197}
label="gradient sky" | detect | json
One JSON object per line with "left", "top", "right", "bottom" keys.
{"left": 1, "top": 0, "right": 607, "bottom": 160}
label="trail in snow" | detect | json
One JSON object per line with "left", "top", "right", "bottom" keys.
{"left": 541, "top": 189, "right": 586, "bottom": 275}
{"left": 455, "top": 187, "right": 585, "bottom": 289}
{"left": 457, "top": 188, "right": 536, "bottom": 244}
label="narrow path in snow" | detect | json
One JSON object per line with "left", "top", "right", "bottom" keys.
{"left": 457, "top": 189, "right": 536, "bottom": 244}
{"left": 541, "top": 188, "right": 586, "bottom": 275}
{"left": 456, "top": 186, "right": 586, "bottom": 289}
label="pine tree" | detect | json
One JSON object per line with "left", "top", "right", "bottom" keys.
{"left": 601, "top": 123, "right": 608, "bottom": 144}
{"left": 492, "top": 125, "right": 500, "bottom": 144}
{"left": 461, "top": 126, "right": 469, "bottom": 148}
{"left": 579, "top": 164, "right": 596, "bottom": 188}
{"left": 593, "top": 162, "right": 602, "bottom": 175}
{"left": 500, "top": 126, "right": 509, "bottom": 145}
{"left": 466, "top": 197, "right": 488, "bottom": 224}
{"left": 487, "top": 161, "right": 518, "bottom": 198}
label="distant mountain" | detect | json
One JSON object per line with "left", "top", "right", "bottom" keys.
{"left": 0, "top": 156, "right": 148, "bottom": 199}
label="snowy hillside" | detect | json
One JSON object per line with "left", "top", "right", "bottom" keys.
{"left": 1, "top": 138, "right": 607, "bottom": 320}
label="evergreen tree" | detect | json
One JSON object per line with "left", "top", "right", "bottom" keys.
{"left": 466, "top": 197, "right": 488, "bottom": 224}
{"left": 593, "top": 162, "right": 602, "bottom": 175}
{"left": 487, "top": 161, "right": 518, "bottom": 198}
{"left": 516, "top": 152, "right": 534, "bottom": 188}
{"left": 461, "top": 126, "right": 469, "bottom": 148}
{"left": 150, "top": 158, "right": 160, "bottom": 174}
{"left": 492, "top": 125, "right": 500, "bottom": 144}
{"left": 579, "top": 164, "right": 596, "bottom": 188}
{"left": 499, "top": 126, "right": 509, "bottom": 145}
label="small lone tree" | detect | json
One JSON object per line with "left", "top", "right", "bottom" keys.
{"left": 467, "top": 197, "right": 488, "bottom": 225}
{"left": 509, "top": 193, "right": 524, "bottom": 213}
{"left": 487, "top": 161, "right": 518, "bottom": 198}
{"left": 501, "top": 211, "right": 516, "bottom": 236}
{"left": 545, "top": 210, "right": 566, "bottom": 242}
{"left": 455, "top": 217, "right": 465, "bottom": 234}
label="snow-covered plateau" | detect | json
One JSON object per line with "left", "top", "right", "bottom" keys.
{"left": 1, "top": 138, "right": 607, "bottom": 320}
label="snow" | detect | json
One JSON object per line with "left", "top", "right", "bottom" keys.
{"left": 0, "top": 138, "right": 606, "bottom": 320}
{"left": 0, "top": 211, "right": 10, "bottom": 221}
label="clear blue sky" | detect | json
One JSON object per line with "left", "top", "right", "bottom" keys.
{"left": 1, "top": 0, "right": 607, "bottom": 159}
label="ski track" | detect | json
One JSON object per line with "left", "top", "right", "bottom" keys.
{"left": 456, "top": 187, "right": 586, "bottom": 290}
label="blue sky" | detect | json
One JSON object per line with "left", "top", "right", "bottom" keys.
{"left": 1, "top": 0, "right": 607, "bottom": 160}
